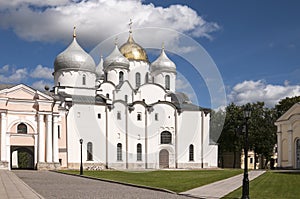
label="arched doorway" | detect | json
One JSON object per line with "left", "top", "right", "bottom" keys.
{"left": 296, "top": 139, "right": 300, "bottom": 168}
{"left": 11, "top": 146, "right": 34, "bottom": 170}
{"left": 159, "top": 149, "right": 169, "bottom": 168}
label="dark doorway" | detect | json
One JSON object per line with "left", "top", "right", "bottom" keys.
{"left": 159, "top": 149, "right": 169, "bottom": 168}
{"left": 11, "top": 146, "right": 34, "bottom": 170}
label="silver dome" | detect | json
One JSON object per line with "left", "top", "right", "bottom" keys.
{"left": 150, "top": 48, "right": 176, "bottom": 74}
{"left": 54, "top": 37, "right": 96, "bottom": 73}
{"left": 103, "top": 45, "right": 129, "bottom": 71}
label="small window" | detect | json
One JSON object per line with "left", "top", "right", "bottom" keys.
{"left": 82, "top": 74, "right": 86, "bottom": 85}
{"left": 106, "top": 93, "right": 110, "bottom": 99}
{"left": 117, "top": 143, "right": 122, "bottom": 161}
{"left": 137, "top": 113, "right": 142, "bottom": 121}
{"left": 119, "top": 71, "right": 124, "bottom": 84}
{"left": 59, "top": 159, "right": 62, "bottom": 165}
{"left": 58, "top": 125, "right": 61, "bottom": 139}
{"left": 250, "top": 157, "right": 253, "bottom": 164}
{"left": 137, "top": 143, "right": 142, "bottom": 161}
{"left": 161, "top": 131, "right": 172, "bottom": 144}
{"left": 98, "top": 113, "right": 101, "bottom": 119}
{"left": 145, "top": 73, "right": 149, "bottom": 83}
{"left": 117, "top": 111, "right": 121, "bottom": 120}
{"left": 125, "top": 95, "right": 128, "bottom": 103}
{"left": 87, "top": 142, "right": 93, "bottom": 161}
{"left": 165, "top": 75, "right": 170, "bottom": 90}
{"left": 17, "top": 123, "right": 27, "bottom": 134}
{"left": 155, "top": 113, "right": 158, "bottom": 121}
{"left": 135, "top": 72, "right": 141, "bottom": 88}
{"left": 189, "top": 144, "right": 194, "bottom": 161}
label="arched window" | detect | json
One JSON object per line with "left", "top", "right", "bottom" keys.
{"left": 87, "top": 142, "right": 93, "bottom": 161}
{"left": 17, "top": 123, "right": 27, "bottom": 134}
{"left": 82, "top": 74, "right": 86, "bottom": 85}
{"left": 189, "top": 144, "right": 194, "bottom": 161}
{"left": 119, "top": 71, "right": 124, "bottom": 84}
{"left": 135, "top": 72, "right": 141, "bottom": 88}
{"left": 165, "top": 75, "right": 170, "bottom": 90}
{"left": 137, "top": 113, "right": 142, "bottom": 121}
{"left": 161, "top": 131, "right": 172, "bottom": 144}
{"left": 145, "top": 73, "right": 149, "bottom": 83}
{"left": 117, "top": 143, "right": 122, "bottom": 161}
{"left": 137, "top": 143, "right": 142, "bottom": 161}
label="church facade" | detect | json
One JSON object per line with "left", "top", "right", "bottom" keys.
{"left": 275, "top": 103, "right": 300, "bottom": 169}
{"left": 0, "top": 28, "right": 218, "bottom": 170}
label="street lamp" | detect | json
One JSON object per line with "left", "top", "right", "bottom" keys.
{"left": 79, "top": 138, "right": 83, "bottom": 175}
{"left": 242, "top": 105, "right": 251, "bottom": 199}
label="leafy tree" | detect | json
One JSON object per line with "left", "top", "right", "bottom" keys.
{"left": 275, "top": 96, "right": 300, "bottom": 118}
{"left": 217, "top": 103, "right": 244, "bottom": 168}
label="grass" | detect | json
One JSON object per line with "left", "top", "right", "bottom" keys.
{"left": 224, "top": 171, "right": 300, "bottom": 199}
{"left": 61, "top": 169, "right": 242, "bottom": 193}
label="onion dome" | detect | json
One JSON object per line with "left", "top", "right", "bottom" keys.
{"left": 119, "top": 33, "right": 149, "bottom": 62}
{"left": 54, "top": 27, "right": 96, "bottom": 73}
{"left": 150, "top": 47, "right": 176, "bottom": 74}
{"left": 103, "top": 44, "right": 129, "bottom": 71}
{"left": 95, "top": 55, "right": 104, "bottom": 79}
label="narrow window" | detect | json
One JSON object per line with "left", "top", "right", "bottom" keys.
{"left": 135, "top": 72, "right": 141, "bottom": 88}
{"left": 137, "top": 143, "right": 142, "bottom": 161}
{"left": 161, "top": 131, "right": 172, "bottom": 144}
{"left": 119, "top": 71, "right": 124, "bottom": 84}
{"left": 117, "top": 143, "right": 122, "bottom": 161}
{"left": 189, "top": 144, "right": 194, "bottom": 161}
{"left": 165, "top": 75, "right": 170, "bottom": 90}
{"left": 145, "top": 73, "right": 149, "bottom": 83}
{"left": 98, "top": 113, "right": 101, "bottom": 119}
{"left": 58, "top": 125, "right": 61, "bottom": 139}
{"left": 87, "top": 142, "right": 93, "bottom": 161}
{"left": 155, "top": 113, "right": 158, "bottom": 121}
{"left": 106, "top": 93, "right": 109, "bottom": 99}
{"left": 125, "top": 95, "right": 128, "bottom": 102}
{"left": 250, "top": 157, "right": 253, "bottom": 164}
{"left": 117, "top": 111, "right": 121, "bottom": 120}
{"left": 82, "top": 74, "right": 86, "bottom": 85}
{"left": 137, "top": 113, "right": 142, "bottom": 121}
{"left": 17, "top": 123, "right": 27, "bottom": 134}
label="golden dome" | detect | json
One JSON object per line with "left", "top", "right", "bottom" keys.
{"left": 119, "top": 33, "right": 149, "bottom": 62}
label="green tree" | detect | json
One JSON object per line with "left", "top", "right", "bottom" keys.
{"left": 275, "top": 96, "right": 300, "bottom": 118}
{"left": 246, "top": 102, "right": 277, "bottom": 169}
{"left": 218, "top": 103, "right": 244, "bottom": 168}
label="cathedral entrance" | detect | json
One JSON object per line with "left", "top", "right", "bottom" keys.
{"left": 296, "top": 139, "right": 300, "bottom": 168}
{"left": 159, "top": 149, "right": 169, "bottom": 168}
{"left": 11, "top": 146, "right": 34, "bottom": 170}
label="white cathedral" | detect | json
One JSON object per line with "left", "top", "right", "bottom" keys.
{"left": 0, "top": 27, "right": 218, "bottom": 170}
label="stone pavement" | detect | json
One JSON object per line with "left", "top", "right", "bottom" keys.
{"left": 0, "top": 170, "right": 43, "bottom": 199}
{"left": 180, "top": 170, "right": 266, "bottom": 199}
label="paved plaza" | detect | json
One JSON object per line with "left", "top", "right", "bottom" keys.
{"left": 0, "top": 169, "right": 265, "bottom": 199}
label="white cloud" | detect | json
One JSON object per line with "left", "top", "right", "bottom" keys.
{"left": 31, "top": 80, "right": 52, "bottom": 91}
{"left": 0, "top": 0, "right": 219, "bottom": 47}
{"left": 228, "top": 80, "right": 300, "bottom": 107}
{"left": 0, "top": 66, "right": 28, "bottom": 83}
{"left": 30, "top": 64, "right": 53, "bottom": 79}
{"left": 0, "top": 65, "right": 10, "bottom": 73}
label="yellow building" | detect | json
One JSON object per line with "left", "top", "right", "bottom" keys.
{"left": 275, "top": 103, "right": 300, "bottom": 169}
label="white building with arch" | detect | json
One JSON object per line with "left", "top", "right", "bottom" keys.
{"left": 0, "top": 28, "right": 218, "bottom": 170}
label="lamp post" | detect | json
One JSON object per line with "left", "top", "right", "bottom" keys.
{"left": 242, "top": 105, "right": 251, "bottom": 199}
{"left": 79, "top": 138, "right": 83, "bottom": 175}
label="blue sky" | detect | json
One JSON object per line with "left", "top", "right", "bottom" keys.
{"left": 0, "top": 0, "right": 299, "bottom": 108}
